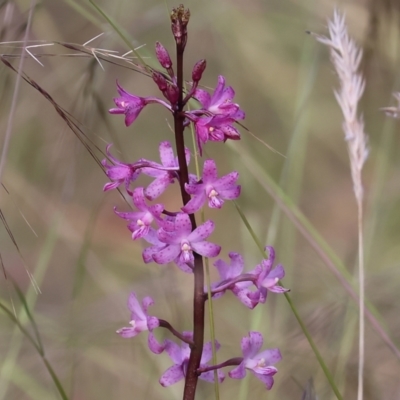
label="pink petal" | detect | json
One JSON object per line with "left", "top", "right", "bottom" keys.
{"left": 147, "top": 316, "right": 160, "bottom": 330}
{"left": 158, "top": 141, "right": 175, "bottom": 167}
{"left": 260, "top": 277, "right": 279, "bottom": 289}
{"left": 257, "top": 348, "right": 282, "bottom": 365}
{"left": 184, "top": 181, "right": 204, "bottom": 195}
{"left": 148, "top": 332, "right": 164, "bottom": 354}
{"left": 220, "top": 124, "right": 240, "bottom": 140}
{"left": 241, "top": 335, "right": 252, "bottom": 358}
{"left": 165, "top": 339, "right": 186, "bottom": 363}
{"left": 116, "top": 326, "right": 139, "bottom": 338}
{"left": 144, "top": 175, "right": 172, "bottom": 200}
{"left": 251, "top": 372, "right": 275, "bottom": 390}
{"left": 268, "top": 285, "right": 289, "bottom": 294}
{"left": 159, "top": 364, "right": 184, "bottom": 387}
{"left": 228, "top": 362, "right": 246, "bottom": 379}
{"left": 268, "top": 264, "right": 285, "bottom": 280}
{"left": 219, "top": 186, "right": 241, "bottom": 200}
{"left": 193, "top": 88, "right": 211, "bottom": 108}
{"left": 142, "top": 244, "right": 165, "bottom": 263}
{"left": 153, "top": 244, "right": 181, "bottom": 264}
{"left": 200, "top": 341, "right": 220, "bottom": 364}
{"left": 184, "top": 147, "right": 191, "bottom": 166}
{"left": 174, "top": 259, "right": 194, "bottom": 273}
{"left": 125, "top": 110, "right": 139, "bottom": 126}
{"left": 188, "top": 220, "right": 215, "bottom": 242}
{"left": 109, "top": 107, "right": 124, "bottom": 115}
{"left": 248, "top": 332, "right": 263, "bottom": 356}
{"left": 157, "top": 229, "right": 179, "bottom": 245}
{"left": 220, "top": 85, "right": 235, "bottom": 103}
{"left": 216, "top": 252, "right": 243, "bottom": 279}
{"left": 132, "top": 187, "right": 147, "bottom": 210}
{"left": 264, "top": 246, "right": 275, "bottom": 264}
{"left": 235, "top": 289, "right": 256, "bottom": 309}
{"left": 127, "top": 293, "right": 146, "bottom": 319}
{"left": 106, "top": 165, "right": 132, "bottom": 180}
{"left": 199, "top": 369, "right": 225, "bottom": 383}
{"left": 141, "top": 165, "right": 164, "bottom": 178}
{"left": 141, "top": 296, "right": 154, "bottom": 312}
{"left": 232, "top": 109, "right": 245, "bottom": 120}
{"left": 181, "top": 192, "right": 207, "bottom": 214}
{"left": 174, "top": 213, "right": 193, "bottom": 236}
{"left": 211, "top": 76, "right": 225, "bottom": 103}
{"left": 214, "top": 171, "right": 239, "bottom": 189}
{"left": 213, "top": 259, "right": 230, "bottom": 279}
{"left": 191, "top": 241, "right": 221, "bottom": 258}
{"left": 202, "top": 159, "right": 218, "bottom": 182}
{"left": 103, "top": 181, "right": 120, "bottom": 192}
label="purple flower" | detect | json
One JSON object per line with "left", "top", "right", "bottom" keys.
{"left": 102, "top": 144, "right": 180, "bottom": 195}
{"left": 182, "top": 159, "right": 240, "bottom": 214}
{"left": 193, "top": 75, "right": 245, "bottom": 119}
{"left": 159, "top": 332, "right": 224, "bottom": 386}
{"left": 116, "top": 292, "right": 164, "bottom": 354}
{"left": 102, "top": 144, "right": 141, "bottom": 194}
{"left": 141, "top": 141, "right": 190, "bottom": 200}
{"left": 191, "top": 115, "right": 242, "bottom": 155}
{"left": 151, "top": 213, "right": 221, "bottom": 267}
{"left": 109, "top": 81, "right": 172, "bottom": 126}
{"left": 212, "top": 252, "right": 255, "bottom": 308}
{"left": 229, "top": 331, "right": 281, "bottom": 390}
{"left": 114, "top": 187, "right": 164, "bottom": 240}
{"left": 184, "top": 76, "right": 244, "bottom": 154}
{"left": 249, "top": 246, "right": 289, "bottom": 305}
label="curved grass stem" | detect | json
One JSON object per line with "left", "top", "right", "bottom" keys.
{"left": 0, "top": 302, "right": 69, "bottom": 400}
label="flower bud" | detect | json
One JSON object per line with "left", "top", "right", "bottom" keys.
{"left": 192, "top": 59, "right": 206, "bottom": 83}
{"left": 170, "top": 4, "right": 190, "bottom": 47}
{"left": 152, "top": 71, "right": 168, "bottom": 92}
{"left": 155, "top": 42, "right": 172, "bottom": 70}
{"left": 166, "top": 83, "right": 179, "bottom": 105}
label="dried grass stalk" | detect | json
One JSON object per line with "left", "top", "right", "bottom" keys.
{"left": 313, "top": 10, "right": 369, "bottom": 400}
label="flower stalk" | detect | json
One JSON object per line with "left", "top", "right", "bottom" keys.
{"left": 313, "top": 11, "right": 368, "bottom": 400}
{"left": 170, "top": 8, "right": 205, "bottom": 398}
{"left": 105, "top": 4, "right": 286, "bottom": 399}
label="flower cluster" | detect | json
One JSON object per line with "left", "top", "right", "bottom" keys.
{"left": 104, "top": 5, "right": 287, "bottom": 397}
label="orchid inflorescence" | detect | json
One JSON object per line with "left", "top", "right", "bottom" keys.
{"left": 103, "top": 5, "right": 288, "bottom": 398}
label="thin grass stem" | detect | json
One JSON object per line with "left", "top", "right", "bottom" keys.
{"left": 0, "top": 302, "right": 69, "bottom": 400}
{"left": 357, "top": 201, "right": 365, "bottom": 400}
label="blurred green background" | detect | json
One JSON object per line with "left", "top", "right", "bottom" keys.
{"left": 1, "top": 0, "right": 400, "bottom": 399}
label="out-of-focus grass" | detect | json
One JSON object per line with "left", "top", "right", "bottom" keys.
{"left": 1, "top": 0, "right": 400, "bottom": 399}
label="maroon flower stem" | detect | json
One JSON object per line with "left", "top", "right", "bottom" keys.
{"left": 158, "top": 319, "right": 194, "bottom": 345}
{"left": 202, "top": 274, "right": 258, "bottom": 300}
{"left": 172, "top": 17, "right": 205, "bottom": 400}
{"left": 174, "top": 21, "right": 205, "bottom": 400}
{"left": 197, "top": 357, "right": 243, "bottom": 374}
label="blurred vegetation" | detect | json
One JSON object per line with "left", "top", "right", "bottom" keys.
{"left": 1, "top": 0, "right": 400, "bottom": 399}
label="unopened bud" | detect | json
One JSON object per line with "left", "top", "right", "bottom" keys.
{"left": 152, "top": 71, "right": 168, "bottom": 91}
{"left": 170, "top": 4, "right": 190, "bottom": 46}
{"left": 155, "top": 42, "right": 172, "bottom": 69}
{"left": 192, "top": 59, "right": 206, "bottom": 83}
{"left": 166, "top": 83, "right": 179, "bottom": 105}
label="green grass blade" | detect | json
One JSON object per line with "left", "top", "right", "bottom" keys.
{"left": 0, "top": 302, "right": 69, "bottom": 400}
{"left": 0, "top": 213, "right": 63, "bottom": 400}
